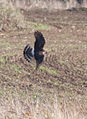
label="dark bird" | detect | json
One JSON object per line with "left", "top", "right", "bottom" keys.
{"left": 23, "top": 31, "right": 46, "bottom": 70}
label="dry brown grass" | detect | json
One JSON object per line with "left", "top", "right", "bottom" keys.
{"left": 0, "top": 3, "right": 87, "bottom": 119}
{"left": 0, "top": 96, "right": 86, "bottom": 119}
{"left": 1, "top": 0, "right": 87, "bottom": 10}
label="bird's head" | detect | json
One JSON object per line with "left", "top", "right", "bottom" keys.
{"left": 34, "top": 31, "right": 43, "bottom": 39}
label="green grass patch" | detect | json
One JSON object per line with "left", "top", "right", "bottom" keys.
{"left": 0, "top": 41, "right": 11, "bottom": 49}
{"left": 0, "top": 88, "right": 5, "bottom": 97}
{"left": 28, "top": 21, "right": 37, "bottom": 26}
{"left": 10, "top": 64, "right": 22, "bottom": 73}
{"left": 35, "top": 24, "right": 50, "bottom": 30}
{"left": 28, "top": 21, "right": 50, "bottom": 30}
{"left": 40, "top": 66, "right": 58, "bottom": 76}
{"left": 0, "top": 56, "right": 5, "bottom": 64}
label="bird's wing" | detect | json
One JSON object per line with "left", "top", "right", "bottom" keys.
{"left": 34, "top": 33, "right": 45, "bottom": 52}
{"left": 23, "top": 44, "right": 34, "bottom": 62}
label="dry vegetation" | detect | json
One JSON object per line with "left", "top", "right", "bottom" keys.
{"left": 0, "top": 4, "right": 87, "bottom": 119}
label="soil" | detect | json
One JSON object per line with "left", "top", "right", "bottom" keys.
{"left": 0, "top": 8, "right": 87, "bottom": 112}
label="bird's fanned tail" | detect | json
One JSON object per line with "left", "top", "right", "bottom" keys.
{"left": 23, "top": 44, "right": 34, "bottom": 62}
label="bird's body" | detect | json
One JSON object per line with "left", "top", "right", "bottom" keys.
{"left": 23, "top": 31, "right": 46, "bottom": 69}
{"left": 34, "top": 31, "right": 45, "bottom": 69}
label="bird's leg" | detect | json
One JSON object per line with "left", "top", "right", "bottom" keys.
{"left": 36, "top": 61, "right": 39, "bottom": 70}
{"left": 39, "top": 49, "right": 47, "bottom": 55}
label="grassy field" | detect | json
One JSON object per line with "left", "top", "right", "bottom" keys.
{"left": 0, "top": 5, "right": 87, "bottom": 119}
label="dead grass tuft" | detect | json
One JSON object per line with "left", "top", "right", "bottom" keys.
{"left": 0, "top": 95, "right": 86, "bottom": 119}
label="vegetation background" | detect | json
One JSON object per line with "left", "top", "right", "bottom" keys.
{"left": 1, "top": 0, "right": 87, "bottom": 10}
{"left": 0, "top": 0, "right": 87, "bottom": 119}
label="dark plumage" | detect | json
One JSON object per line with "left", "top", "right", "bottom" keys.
{"left": 34, "top": 31, "right": 45, "bottom": 69}
{"left": 23, "top": 31, "right": 46, "bottom": 69}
